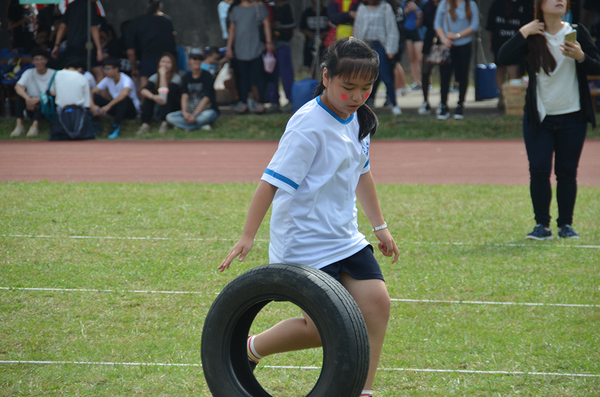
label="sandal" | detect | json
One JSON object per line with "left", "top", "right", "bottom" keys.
{"left": 253, "top": 103, "right": 265, "bottom": 114}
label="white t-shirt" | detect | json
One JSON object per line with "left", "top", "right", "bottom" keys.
{"left": 51, "top": 70, "right": 90, "bottom": 108}
{"left": 16, "top": 68, "right": 56, "bottom": 97}
{"left": 261, "top": 96, "right": 371, "bottom": 269}
{"left": 84, "top": 71, "right": 97, "bottom": 89}
{"left": 537, "top": 23, "right": 580, "bottom": 120}
{"left": 96, "top": 72, "right": 141, "bottom": 111}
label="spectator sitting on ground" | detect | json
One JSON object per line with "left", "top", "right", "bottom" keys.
{"left": 48, "top": 57, "right": 96, "bottom": 140}
{"left": 201, "top": 47, "right": 224, "bottom": 77}
{"left": 50, "top": 57, "right": 91, "bottom": 111}
{"left": 137, "top": 52, "right": 182, "bottom": 135}
{"left": 90, "top": 58, "right": 141, "bottom": 139}
{"left": 166, "top": 48, "right": 219, "bottom": 131}
{"left": 10, "top": 48, "right": 56, "bottom": 138}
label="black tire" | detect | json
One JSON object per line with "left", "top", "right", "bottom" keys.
{"left": 201, "top": 263, "right": 370, "bottom": 397}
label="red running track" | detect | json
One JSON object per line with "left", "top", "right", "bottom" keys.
{"left": 1, "top": 140, "right": 599, "bottom": 186}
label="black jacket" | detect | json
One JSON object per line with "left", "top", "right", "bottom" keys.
{"left": 497, "top": 24, "right": 600, "bottom": 136}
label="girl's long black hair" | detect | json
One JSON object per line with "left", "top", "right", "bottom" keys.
{"left": 527, "top": 0, "right": 570, "bottom": 75}
{"left": 314, "top": 37, "right": 380, "bottom": 141}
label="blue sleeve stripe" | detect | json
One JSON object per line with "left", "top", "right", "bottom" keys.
{"left": 363, "top": 158, "right": 370, "bottom": 169}
{"left": 264, "top": 168, "right": 299, "bottom": 190}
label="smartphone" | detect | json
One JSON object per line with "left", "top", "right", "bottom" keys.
{"left": 564, "top": 31, "right": 577, "bottom": 43}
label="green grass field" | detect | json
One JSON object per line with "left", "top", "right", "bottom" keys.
{"left": 1, "top": 182, "right": 599, "bottom": 396}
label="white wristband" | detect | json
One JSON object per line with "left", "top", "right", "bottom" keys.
{"left": 372, "top": 222, "right": 388, "bottom": 232}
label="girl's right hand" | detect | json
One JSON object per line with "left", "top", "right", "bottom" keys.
{"left": 218, "top": 235, "right": 254, "bottom": 272}
{"left": 519, "top": 20, "right": 545, "bottom": 39}
{"left": 226, "top": 47, "right": 234, "bottom": 60}
{"left": 374, "top": 229, "right": 400, "bottom": 264}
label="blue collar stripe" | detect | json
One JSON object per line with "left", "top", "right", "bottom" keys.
{"left": 316, "top": 95, "right": 354, "bottom": 124}
{"left": 264, "top": 168, "right": 299, "bottom": 190}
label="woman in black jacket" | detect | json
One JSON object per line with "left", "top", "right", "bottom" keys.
{"left": 498, "top": 0, "right": 600, "bottom": 240}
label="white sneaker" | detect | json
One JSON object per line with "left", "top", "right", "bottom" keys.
{"left": 10, "top": 125, "right": 24, "bottom": 137}
{"left": 201, "top": 124, "right": 212, "bottom": 131}
{"left": 392, "top": 106, "right": 402, "bottom": 116}
{"left": 159, "top": 122, "right": 169, "bottom": 134}
{"left": 136, "top": 124, "right": 150, "bottom": 135}
{"left": 418, "top": 102, "right": 431, "bottom": 115}
{"left": 26, "top": 125, "right": 39, "bottom": 137}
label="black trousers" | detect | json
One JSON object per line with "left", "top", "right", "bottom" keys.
{"left": 233, "top": 57, "right": 266, "bottom": 104}
{"left": 440, "top": 42, "right": 472, "bottom": 107}
{"left": 140, "top": 82, "right": 181, "bottom": 124}
{"left": 16, "top": 96, "right": 42, "bottom": 121}
{"left": 523, "top": 112, "right": 587, "bottom": 228}
{"left": 93, "top": 93, "right": 138, "bottom": 125}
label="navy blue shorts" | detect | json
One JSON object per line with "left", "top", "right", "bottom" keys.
{"left": 320, "top": 245, "right": 384, "bottom": 282}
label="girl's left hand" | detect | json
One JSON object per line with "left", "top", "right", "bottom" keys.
{"left": 374, "top": 229, "right": 400, "bottom": 264}
{"left": 560, "top": 40, "right": 585, "bottom": 62}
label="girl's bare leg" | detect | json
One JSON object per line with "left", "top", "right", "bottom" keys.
{"left": 340, "top": 275, "right": 390, "bottom": 390}
{"left": 253, "top": 310, "right": 322, "bottom": 356}
{"left": 253, "top": 274, "right": 390, "bottom": 391}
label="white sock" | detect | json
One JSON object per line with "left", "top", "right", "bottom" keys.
{"left": 360, "top": 390, "right": 372, "bottom": 397}
{"left": 247, "top": 335, "right": 263, "bottom": 363}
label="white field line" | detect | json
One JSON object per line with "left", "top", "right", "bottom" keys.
{"left": 0, "top": 287, "right": 203, "bottom": 295}
{"left": 2, "top": 287, "right": 598, "bottom": 309}
{"left": 2, "top": 234, "right": 599, "bottom": 249}
{"left": 0, "top": 360, "right": 598, "bottom": 378}
{"left": 391, "top": 298, "right": 600, "bottom": 309}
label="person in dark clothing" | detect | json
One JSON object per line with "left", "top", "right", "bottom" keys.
{"left": 125, "top": 0, "right": 177, "bottom": 91}
{"left": 582, "top": 0, "right": 600, "bottom": 51}
{"left": 266, "top": 0, "right": 297, "bottom": 112}
{"left": 418, "top": 0, "right": 440, "bottom": 115}
{"left": 299, "top": 0, "right": 329, "bottom": 69}
{"left": 6, "top": 0, "right": 35, "bottom": 53}
{"left": 35, "top": 4, "right": 61, "bottom": 34}
{"left": 166, "top": 49, "right": 219, "bottom": 131}
{"left": 486, "top": 0, "right": 533, "bottom": 108}
{"left": 498, "top": 0, "right": 600, "bottom": 240}
{"left": 51, "top": 0, "right": 104, "bottom": 82}
{"left": 137, "top": 52, "right": 182, "bottom": 135}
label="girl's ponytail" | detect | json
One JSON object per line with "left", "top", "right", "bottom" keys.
{"left": 314, "top": 38, "right": 380, "bottom": 141}
{"left": 357, "top": 103, "right": 378, "bottom": 141}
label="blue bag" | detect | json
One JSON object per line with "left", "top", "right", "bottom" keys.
{"left": 474, "top": 63, "right": 499, "bottom": 101}
{"left": 292, "top": 78, "right": 319, "bottom": 112}
{"left": 474, "top": 37, "right": 499, "bottom": 101}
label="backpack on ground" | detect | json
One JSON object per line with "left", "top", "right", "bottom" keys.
{"left": 49, "top": 105, "right": 96, "bottom": 141}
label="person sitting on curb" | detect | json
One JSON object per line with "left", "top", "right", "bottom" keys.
{"left": 165, "top": 49, "right": 219, "bottom": 131}
{"left": 90, "top": 58, "right": 141, "bottom": 139}
{"left": 10, "top": 48, "right": 56, "bottom": 138}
